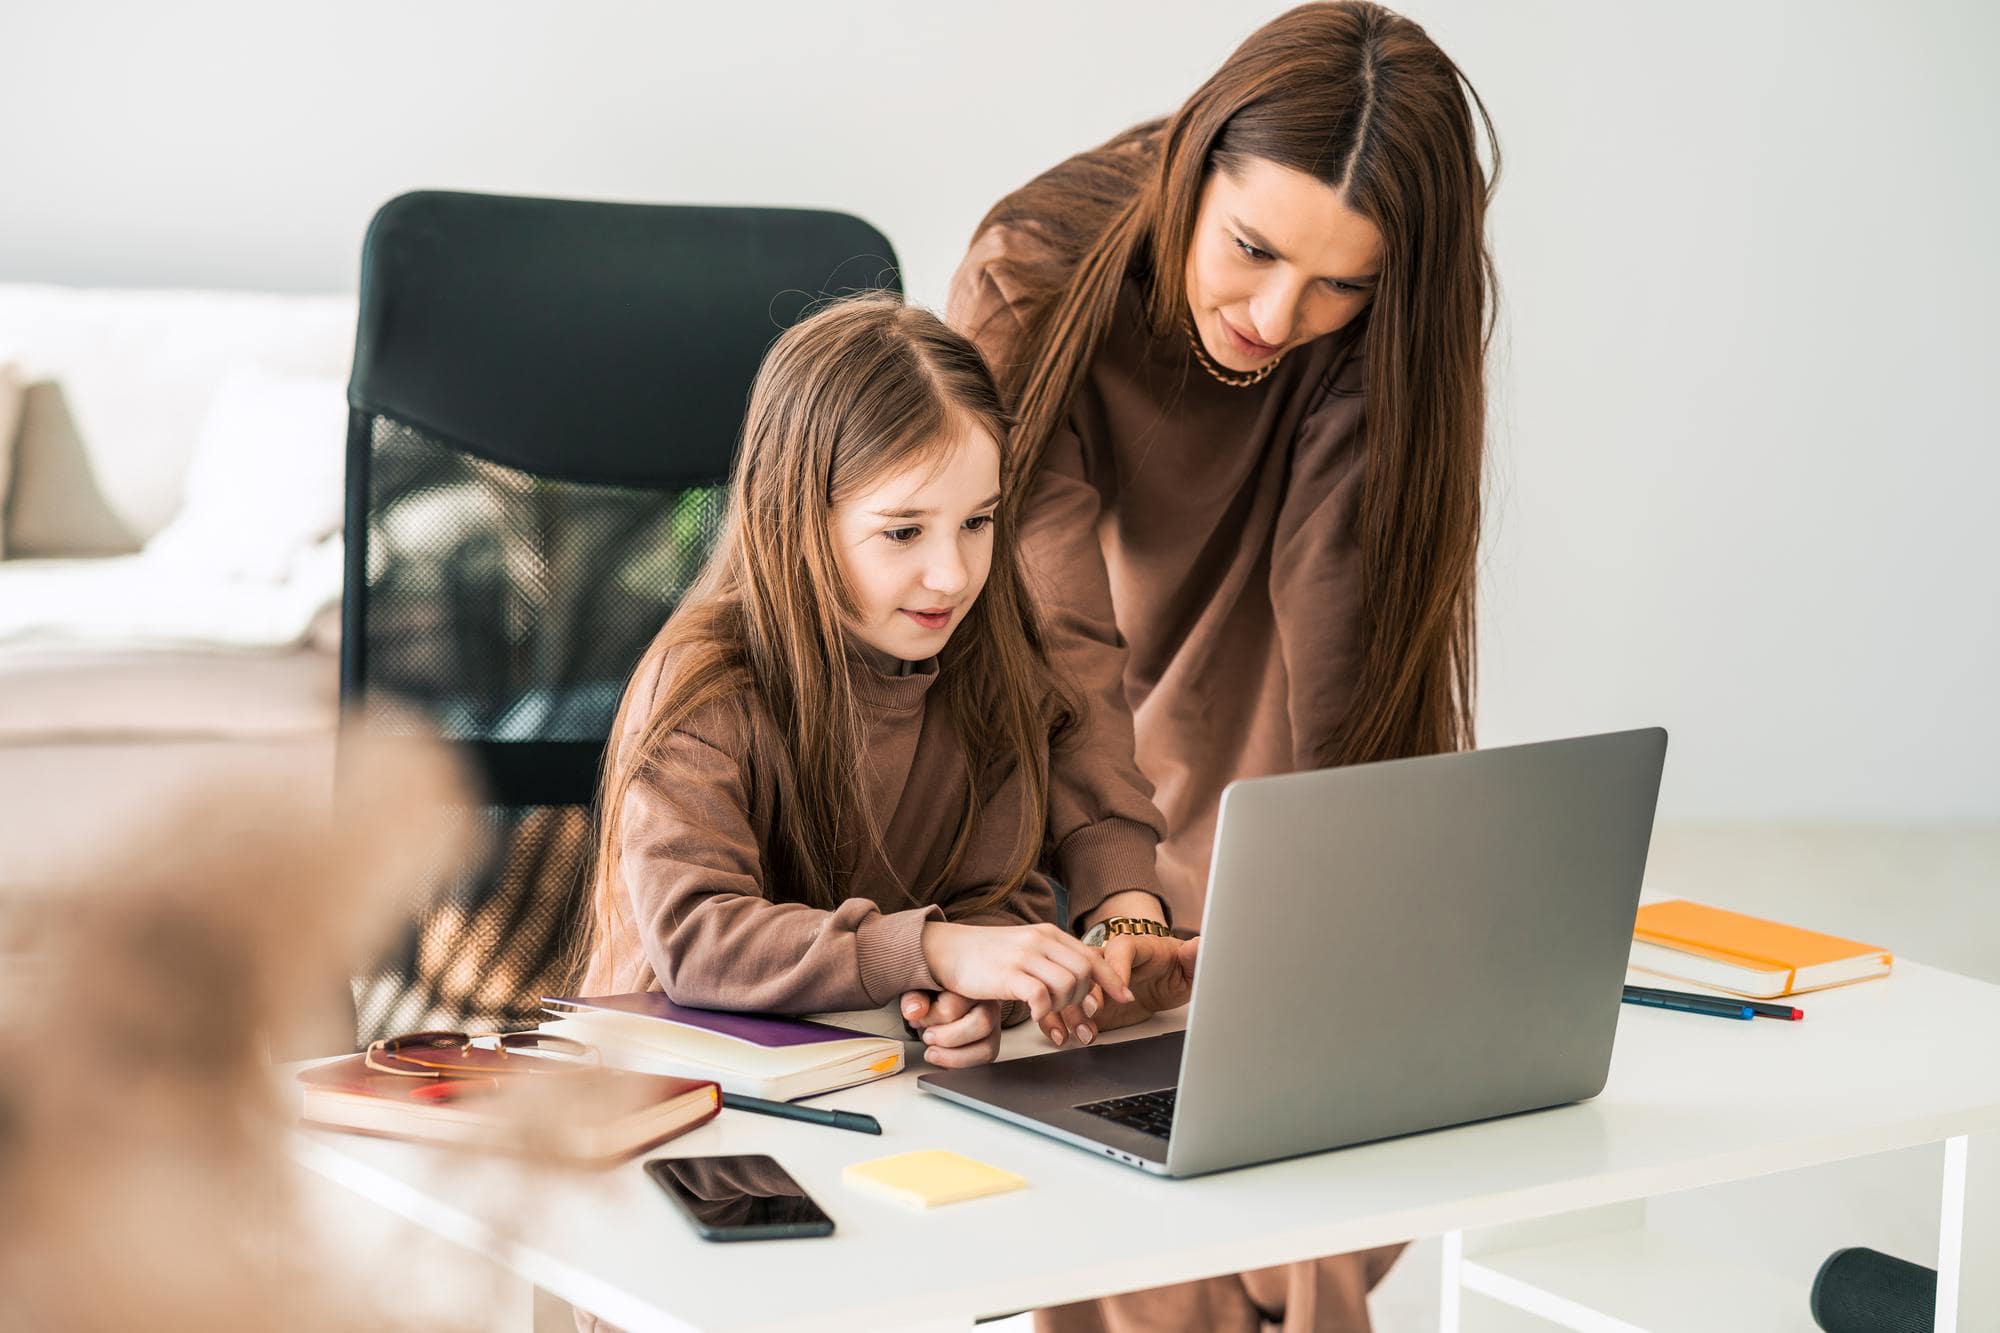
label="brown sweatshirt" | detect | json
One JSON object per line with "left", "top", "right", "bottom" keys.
{"left": 949, "top": 224, "right": 1369, "bottom": 929}
{"left": 581, "top": 642, "right": 1142, "bottom": 1014}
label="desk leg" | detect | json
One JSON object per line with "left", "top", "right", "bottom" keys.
{"left": 1937, "top": 1132, "right": 1999, "bottom": 1333}
{"left": 1438, "top": 1230, "right": 1464, "bottom": 1333}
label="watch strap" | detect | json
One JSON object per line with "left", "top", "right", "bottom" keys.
{"left": 1084, "top": 915, "right": 1174, "bottom": 947}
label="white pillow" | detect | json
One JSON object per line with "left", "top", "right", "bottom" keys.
{"left": 144, "top": 368, "right": 348, "bottom": 583}
{"left": 0, "top": 360, "right": 25, "bottom": 557}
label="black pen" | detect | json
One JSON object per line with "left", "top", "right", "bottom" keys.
{"left": 721, "top": 1091, "right": 881, "bottom": 1135}
{"left": 1620, "top": 986, "right": 1752, "bottom": 1020}
{"left": 1626, "top": 983, "right": 1803, "bottom": 1021}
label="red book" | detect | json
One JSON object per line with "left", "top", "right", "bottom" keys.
{"left": 298, "top": 1055, "right": 719, "bottom": 1164}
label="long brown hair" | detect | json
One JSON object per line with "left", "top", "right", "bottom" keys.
{"left": 580, "top": 296, "right": 1072, "bottom": 974}
{"left": 971, "top": 0, "right": 1496, "bottom": 768}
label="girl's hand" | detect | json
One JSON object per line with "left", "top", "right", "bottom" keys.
{"left": 899, "top": 989, "right": 1002, "bottom": 1068}
{"left": 920, "top": 922, "right": 1133, "bottom": 1022}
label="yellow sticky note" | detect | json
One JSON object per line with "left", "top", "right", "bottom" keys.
{"left": 842, "top": 1150, "right": 1025, "bottom": 1208}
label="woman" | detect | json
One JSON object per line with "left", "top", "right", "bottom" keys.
{"left": 948, "top": 2, "right": 1497, "bottom": 1328}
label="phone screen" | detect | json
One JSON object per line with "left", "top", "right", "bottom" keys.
{"left": 645, "top": 1154, "right": 834, "bottom": 1240}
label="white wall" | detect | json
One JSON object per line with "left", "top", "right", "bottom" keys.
{"left": 5, "top": 0, "right": 1995, "bottom": 820}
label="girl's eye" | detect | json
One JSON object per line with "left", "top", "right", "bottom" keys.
{"left": 963, "top": 514, "right": 994, "bottom": 533}
{"left": 884, "top": 526, "right": 920, "bottom": 544}
{"left": 1233, "top": 235, "right": 1273, "bottom": 263}
{"left": 1325, "top": 278, "right": 1364, "bottom": 296}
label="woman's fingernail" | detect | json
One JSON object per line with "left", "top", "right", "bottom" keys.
{"left": 1049, "top": 1028, "right": 1065, "bottom": 1045}
{"left": 1083, "top": 996, "right": 1100, "bottom": 1017}
{"left": 922, "top": 1029, "right": 936, "bottom": 1044}
{"left": 1077, "top": 1024, "right": 1094, "bottom": 1044}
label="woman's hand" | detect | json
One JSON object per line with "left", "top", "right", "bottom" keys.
{"left": 1083, "top": 934, "right": 1201, "bottom": 1034}
{"left": 899, "top": 990, "right": 1002, "bottom": 1068}
{"left": 920, "top": 921, "right": 1133, "bottom": 1023}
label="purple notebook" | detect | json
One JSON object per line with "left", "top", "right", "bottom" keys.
{"left": 542, "top": 993, "right": 880, "bottom": 1049}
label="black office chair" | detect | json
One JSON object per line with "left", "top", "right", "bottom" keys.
{"left": 340, "top": 190, "right": 899, "bottom": 1042}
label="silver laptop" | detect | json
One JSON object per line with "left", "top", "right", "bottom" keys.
{"left": 918, "top": 728, "right": 1668, "bottom": 1177}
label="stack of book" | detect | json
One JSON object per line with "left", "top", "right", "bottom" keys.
{"left": 539, "top": 993, "right": 906, "bottom": 1101}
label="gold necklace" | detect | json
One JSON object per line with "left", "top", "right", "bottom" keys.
{"left": 1184, "top": 319, "right": 1282, "bottom": 388}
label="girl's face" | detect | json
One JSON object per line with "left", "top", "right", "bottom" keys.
{"left": 1183, "top": 155, "right": 1384, "bottom": 374}
{"left": 831, "top": 421, "right": 1001, "bottom": 663}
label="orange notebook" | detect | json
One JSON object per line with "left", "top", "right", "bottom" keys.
{"left": 1630, "top": 899, "right": 1893, "bottom": 998}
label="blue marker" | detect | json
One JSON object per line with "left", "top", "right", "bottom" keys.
{"left": 1621, "top": 986, "right": 1753, "bottom": 1020}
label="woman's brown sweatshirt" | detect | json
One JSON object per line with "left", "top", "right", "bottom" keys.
{"left": 950, "top": 223, "right": 1369, "bottom": 927}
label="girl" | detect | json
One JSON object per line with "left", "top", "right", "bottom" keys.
{"left": 577, "top": 295, "right": 1148, "bottom": 1066}
{"left": 948, "top": 1, "right": 1495, "bottom": 1325}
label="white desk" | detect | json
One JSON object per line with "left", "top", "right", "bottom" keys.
{"left": 290, "top": 961, "right": 2000, "bottom": 1333}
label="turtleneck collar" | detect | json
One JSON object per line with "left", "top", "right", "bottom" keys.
{"left": 845, "top": 639, "right": 940, "bottom": 711}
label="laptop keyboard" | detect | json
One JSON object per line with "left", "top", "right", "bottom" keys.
{"left": 1076, "top": 1087, "right": 1177, "bottom": 1139}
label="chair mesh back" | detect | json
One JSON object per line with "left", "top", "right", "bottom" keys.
{"left": 350, "top": 418, "right": 728, "bottom": 1040}
{"left": 360, "top": 417, "right": 725, "bottom": 742}
{"left": 356, "top": 805, "right": 593, "bottom": 1041}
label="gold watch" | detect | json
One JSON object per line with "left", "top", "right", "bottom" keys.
{"left": 1080, "top": 916, "right": 1173, "bottom": 948}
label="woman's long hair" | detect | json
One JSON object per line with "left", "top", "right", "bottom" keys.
{"left": 580, "top": 296, "right": 1073, "bottom": 976}
{"left": 971, "top": 0, "right": 1497, "bottom": 767}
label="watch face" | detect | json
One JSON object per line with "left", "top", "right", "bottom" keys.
{"left": 1081, "top": 923, "right": 1108, "bottom": 948}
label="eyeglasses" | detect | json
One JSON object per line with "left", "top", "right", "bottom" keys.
{"left": 363, "top": 1029, "right": 600, "bottom": 1080}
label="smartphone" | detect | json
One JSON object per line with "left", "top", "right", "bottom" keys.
{"left": 645, "top": 1154, "right": 834, "bottom": 1241}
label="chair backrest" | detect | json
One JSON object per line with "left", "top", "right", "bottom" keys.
{"left": 341, "top": 190, "right": 899, "bottom": 1040}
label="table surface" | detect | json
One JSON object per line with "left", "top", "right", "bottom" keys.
{"left": 289, "top": 960, "right": 2000, "bottom": 1333}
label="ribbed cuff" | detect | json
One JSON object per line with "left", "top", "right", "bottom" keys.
{"left": 1055, "top": 817, "right": 1161, "bottom": 926}
{"left": 853, "top": 905, "right": 944, "bottom": 1006}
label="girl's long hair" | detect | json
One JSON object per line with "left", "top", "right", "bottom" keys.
{"left": 580, "top": 296, "right": 1073, "bottom": 974}
{"left": 970, "top": 0, "right": 1497, "bottom": 767}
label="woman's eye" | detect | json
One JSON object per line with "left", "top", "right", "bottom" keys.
{"left": 1325, "top": 278, "right": 1363, "bottom": 296}
{"left": 1233, "top": 236, "right": 1273, "bottom": 263}
{"left": 884, "top": 526, "right": 920, "bottom": 544}
{"left": 963, "top": 514, "right": 994, "bottom": 533}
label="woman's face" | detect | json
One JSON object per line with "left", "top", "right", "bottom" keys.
{"left": 1184, "top": 156, "right": 1384, "bottom": 374}
{"left": 830, "top": 420, "right": 1001, "bottom": 663}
